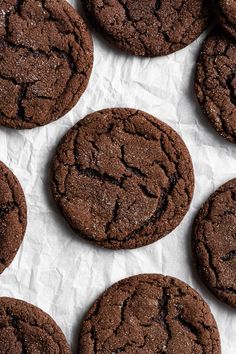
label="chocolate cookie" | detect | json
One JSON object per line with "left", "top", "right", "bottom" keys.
{"left": 214, "top": 0, "right": 236, "bottom": 39}
{"left": 195, "top": 30, "right": 236, "bottom": 142}
{"left": 0, "top": 161, "right": 27, "bottom": 274}
{"left": 0, "top": 0, "right": 93, "bottom": 129}
{"left": 82, "top": 0, "right": 211, "bottom": 57}
{"left": 193, "top": 178, "right": 236, "bottom": 307}
{"left": 0, "top": 297, "right": 71, "bottom": 353}
{"left": 78, "top": 274, "right": 221, "bottom": 353}
{"left": 51, "top": 108, "right": 194, "bottom": 249}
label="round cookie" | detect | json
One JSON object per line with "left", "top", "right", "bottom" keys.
{"left": 0, "top": 0, "right": 93, "bottom": 129}
{"left": 51, "top": 108, "right": 194, "bottom": 249}
{"left": 195, "top": 29, "right": 236, "bottom": 142}
{"left": 0, "top": 161, "right": 27, "bottom": 274}
{"left": 0, "top": 297, "right": 71, "bottom": 353}
{"left": 78, "top": 274, "right": 221, "bottom": 354}
{"left": 82, "top": 0, "right": 211, "bottom": 57}
{"left": 214, "top": 0, "right": 236, "bottom": 39}
{"left": 193, "top": 178, "right": 236, "bottom": 307}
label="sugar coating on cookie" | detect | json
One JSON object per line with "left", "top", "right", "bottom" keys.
{"left": 78, "top": 274, "right": 221, "bottom": 353}
{"left": 0, "top": 297, "right": 71, "bottom": 353}
{"left": 82, "top": 0, "right": 211, "bottom": 56}
{"left": 0, "top": 0, "right": 93, "bottom": 129}
{"left": 51, "top": 108, "right": 194, "bottom": 249}
{"left": 0, "top": 161, "right": 27, "bottom": 274}
{"left": 193, "top": 178, "right": 236, "bottom": 307}
{"left": 195, "top": 29, "right": 236, "bottom": 142}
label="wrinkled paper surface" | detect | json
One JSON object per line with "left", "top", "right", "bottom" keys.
{"left": 0, "top": 1, "right": 235, "bottom": 352}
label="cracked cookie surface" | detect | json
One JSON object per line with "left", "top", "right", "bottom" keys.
{"left": 0, "top": 161, "right": 27, "bottom": 274}
{"left": 78, "top": 274, "right": 221, "bottom": 354}
{"left": 193, "top": 178, "right": 236, "bottom": 307}
{"left": 51, "top": 108, "right": 194, "bottom": 249}
{"left": 82, "top": 0, "right": 211, "bottom": 57}
{"left": 195, "top": 29, "right": 236, "bottom": 142}
{"left": 0, "top": 0, "right": 93, "bottom": 129}
{"left": 214, "top": 0, "right": 236, "bottom": 39}
{"left": 0, "top": 297, "right": 71, "bottom": 353}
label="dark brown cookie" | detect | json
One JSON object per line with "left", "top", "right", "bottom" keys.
{"left": 51, "top": 108, "right": 194, "bottom": 249}
{"left": 0, "top": 0, "right": 93, "bottom": 129}
{"left": 195, "top": 29, "right": 236, "bottom": 142}
{"left": 82, "top": 0, "right": 211, "bottom": 57}
{"left": 0, "top": 297, "right": 71, "bottom": 353}
{"left": 193, "top": 178, "right": 236, "bottom": 307}
{"left": 0, "top": 161, "right": 27, "bottom": 274}
{"left": 78, "top": 274, "right": 221, "bottom": 354}
{"left": 214, "top": 0, "right": 236, "bottom": 39}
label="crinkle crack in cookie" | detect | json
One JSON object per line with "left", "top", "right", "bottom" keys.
{"left": 51, "top": 108, "right": 194, "bottom": 249}
{"left": 214, "top": 0, "right": 236, "bottom": 39}
{"left": 82, "top": 0, "right": 211, "bottom": 57}
{"left": 195, "top": 29, "right": 236, "bottom": 142}
{"left": 193, "top": 178, "right": 236, "bottom": 307}
{"left": 0, "top": 161, "right": 27, "bottom": 274}
{"left": 0, "top": 297, "right": 71, "bottom": 353}
{"left": 78, "top": 274, "right": 221, "bottom": 354}
{"left": 0, "top": 0, "right": 93, "bottom": 129}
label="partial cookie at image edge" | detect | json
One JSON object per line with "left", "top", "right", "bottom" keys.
{"left": 0, "top": 0, "right": 93, "bottom": 129}
{"left": 192, "top": 178, "right": 236, "bottom": 308}
{"left": 0, "top": 161, "right": 27, "bottom": 274}
{"left": 78, "top": 274, "right": 221, "bottom": 354}
{"left": 0, "top": 297, "right": 71, "bottom": 353}
{"left": 82, "top": 0, "right": 211, "bottom": 57}
{"left": 195, "top": 29, "right": 236, "bottom": 142}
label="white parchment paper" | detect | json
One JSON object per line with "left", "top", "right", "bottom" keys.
{"left": 0, "top": 1, "right": 235, "bottom": 352}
